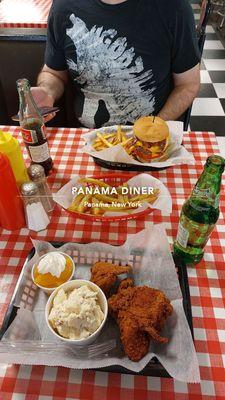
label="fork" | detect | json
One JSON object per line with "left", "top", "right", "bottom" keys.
{"left": 0, "top": 339, "right": 116, "bottom": 359}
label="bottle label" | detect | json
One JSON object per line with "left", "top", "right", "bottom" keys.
{"left": 191, "top": 187, "right": 219, "bottom": 210}
{"left": 177, "top": 213, "right": 215, "bottom": 249}
{"left": 193, "top": 187, "right": 211, "bottom": 198}
{"left": 21, "top": 124, "right": 46, "bottom": 143}
{"left": 176, "top": 221, "right": 189, "bottom": 248}
{"left": 28, "top": 142, "right": 50, "bottom": 163}
{"left": 21, "top": 128, "right": 38, "bottom": 144}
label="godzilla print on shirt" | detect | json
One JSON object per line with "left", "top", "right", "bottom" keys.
{"left": 66, "top": 14, "right": 156, "bottom": 128}
{"left": 45, "top": 0, "right": 200, "bottom": 128}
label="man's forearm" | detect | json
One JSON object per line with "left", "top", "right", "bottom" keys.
{"left": 157, "top": 83, "right": 199, "bottom": 121}
{"left": 37, "top": 68, "right": 68, "bottom": 102}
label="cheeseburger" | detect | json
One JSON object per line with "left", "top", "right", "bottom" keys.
{"left": 132, "top": 116, "right": 170, "bottom": 163}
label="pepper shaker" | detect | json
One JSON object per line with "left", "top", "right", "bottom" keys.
{"left": 20, "top": 182, "right": 50, "bottom": 232}
{"left": 27, "top": 164, "right": 54, "bottom": 213}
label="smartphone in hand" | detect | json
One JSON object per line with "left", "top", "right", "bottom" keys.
{"left": 11, "top": 106, "right": 60, "bottom": 122}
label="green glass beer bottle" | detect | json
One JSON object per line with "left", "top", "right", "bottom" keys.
{"left": 174, "top": 155, "right": 225, "bottom": 264}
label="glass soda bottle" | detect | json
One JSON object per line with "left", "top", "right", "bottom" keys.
{"left": 16, "top": 78, "right": 53, "bottom": 176}
{"left": 174, "top": 155, "right": 225, "bottom": 264}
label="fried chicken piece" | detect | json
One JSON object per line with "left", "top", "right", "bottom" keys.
{"left": 118, "top": 312, "right": 150, "bottom": 362}
{"left": 90, "top": 261, "right": 131, "bottom": 296}
{"left": 108, "top": 281, "right": 173, "bottom": 361}
{"left": 118, "top": 278, "right": 134, "bottom": 292}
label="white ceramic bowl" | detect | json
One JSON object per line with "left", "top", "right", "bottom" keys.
{"left": 45, "top": 279, "right": 108, "bottom": 346}
{"left": 31, "top": 251, "right": 75, "bottom": 295}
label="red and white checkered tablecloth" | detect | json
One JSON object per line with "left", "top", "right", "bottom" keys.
{"left": 0, "top": 125, "right": 225, "bottom": 399}
{"left": 0, "top": 0, "right": 51, "bottom": 29}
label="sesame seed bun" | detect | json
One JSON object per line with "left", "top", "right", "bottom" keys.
{"left": 133, "top": 116, "right": 170, "bottom": 143}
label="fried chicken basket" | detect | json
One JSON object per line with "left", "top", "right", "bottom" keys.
{"left": 0, "top": 227, "right": 198, "bottom": 381}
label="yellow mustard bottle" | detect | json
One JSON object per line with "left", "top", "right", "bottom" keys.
{"left": 0, "top": 131, "right": 29, "bottom": 185}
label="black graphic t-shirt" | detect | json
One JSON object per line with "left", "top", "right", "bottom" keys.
{"left": 45, "top": 0, "right": 200, "bottom": 128}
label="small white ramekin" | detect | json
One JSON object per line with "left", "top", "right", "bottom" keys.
{"left": 31, "top": 251, "right": 75, "bottom": 295}
{"left": 45, "top": 279, "right": 108, "bottom": 346}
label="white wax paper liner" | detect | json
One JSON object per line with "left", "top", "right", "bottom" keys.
{"left": 81, "top": 121, "right": 195, "bottom": 168}
{"left": 53, "top": 173, "right": 172, "bottom": 216}
{"left": 1, "top": 225, "right": 200, "bottom": 382}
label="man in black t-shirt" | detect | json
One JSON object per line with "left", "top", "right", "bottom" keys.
{"left": 33, "top": 0, "right": 200, "bottom": 128}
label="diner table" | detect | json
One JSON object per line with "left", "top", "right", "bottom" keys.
{"left": 0, "top": 0, "right": 51, "bottom": 29}
{"left": 0, "top": 125, "right": 225, "bottom": 399}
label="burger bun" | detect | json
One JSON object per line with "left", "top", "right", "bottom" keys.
{"left": 132, "top": 116, "right": 170, "bottom": 163}
{"left": 133, "top": 116, "right": 169, "bottom": 143}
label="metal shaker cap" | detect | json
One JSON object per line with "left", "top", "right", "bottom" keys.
{"left": 27, "top": 164, "right": 45, "bottom": 181}
{"left": 20, "top": 181, "right": 39, "bottom": 196}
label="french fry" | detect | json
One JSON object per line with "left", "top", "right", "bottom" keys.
{"left": 103, "top": 133, "right": 116, "bottom": 140}
{"left": 131, "top": 195, "right": 155, "bottom": 203}
{"left": 121, "top": 130, "right": 128, "bottom": 142}
{"left": 93, "top": 142, "right": 103, "bottom": 148}
{"left": 121, "top": 183, "right": 129, "bottom": 203}
{"left": 77, "top": 194, "right": 92, "bottom": 213}
{"left": 131, "top": 190, "right": 159, "bottom": 203}
{"left": 111, "top": 135, "right": 119, "bottom": 145}
{"left": 121, "top": 137, "right": 133, "bottom": 147}
{"left": 146, "top": 196, "right": 158, "bottom": 204}
{"left": 68, "top": 193, "right": 85, "bottom": 211}
{"left": 96, "top": 132, "right": 113, "bottom": 147}
{"left": 139, "top": 194, "right": 158, "bottom": 204}
{"left": 91, "top": 207, "right": 104, "bottom": 216}
{"left": 93, "top": 144, "right": 105, "bottom": 150}
{"left": 118, "top": 194, "right": 125, "bottom": 204}
{"left": 94, "top": 193, "right": 117, "bottom": 203}
{"left": 117, "top": 125, "right": 122, "bottom": 142}
{"left": 92, "top": 126, "right": 130, "bottom": 151}
{"left": 117, "top": 186, "right": 122, "bottom": 195}
{"left": 94, "top": 133, "right": 115, "bottom": 145}
{"left": 117, "top": 183, "right": 126, "bottom": 202}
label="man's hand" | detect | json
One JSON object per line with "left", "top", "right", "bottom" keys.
{"left": 31, "top": 87, "right": 55, "bottom": 122}
{"left": 157, "top": 64, "right": 200, "bottom": 121}
{"left": 34, "top": 65, "right": 68, "bottom": 122}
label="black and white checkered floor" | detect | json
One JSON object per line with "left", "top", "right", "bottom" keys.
{"left": 190, "top": 0, "right": 225, "bottom": 136}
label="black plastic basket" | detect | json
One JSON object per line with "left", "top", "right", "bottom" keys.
{"left": 93, "top": 156, "right": 168, "bottom": 171}
{"left": 0, "top": 242, "right": 193, "bottom": 378}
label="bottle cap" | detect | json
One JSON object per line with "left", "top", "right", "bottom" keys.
{"left": 207, "top": 155, "right": 225, "bottom": 172}
{"left": 20, "top": 182, "right": 39, "bottom": 196}
{"left": 27, "top": 164, "right": 45, "bottom": 181}
{"left": 16, "top": 78, "right": 30, "bottom": 89}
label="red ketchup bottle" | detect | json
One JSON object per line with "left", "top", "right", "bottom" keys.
{"left": 0, "top": 153, "right": 25, "bottom": 230}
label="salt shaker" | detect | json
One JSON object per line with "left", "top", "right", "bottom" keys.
{"left": 20, "top": 182, "right": 50, "bottom": 232}
{"left": 27, "top": 164, "right": 54, "bottom": 213}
